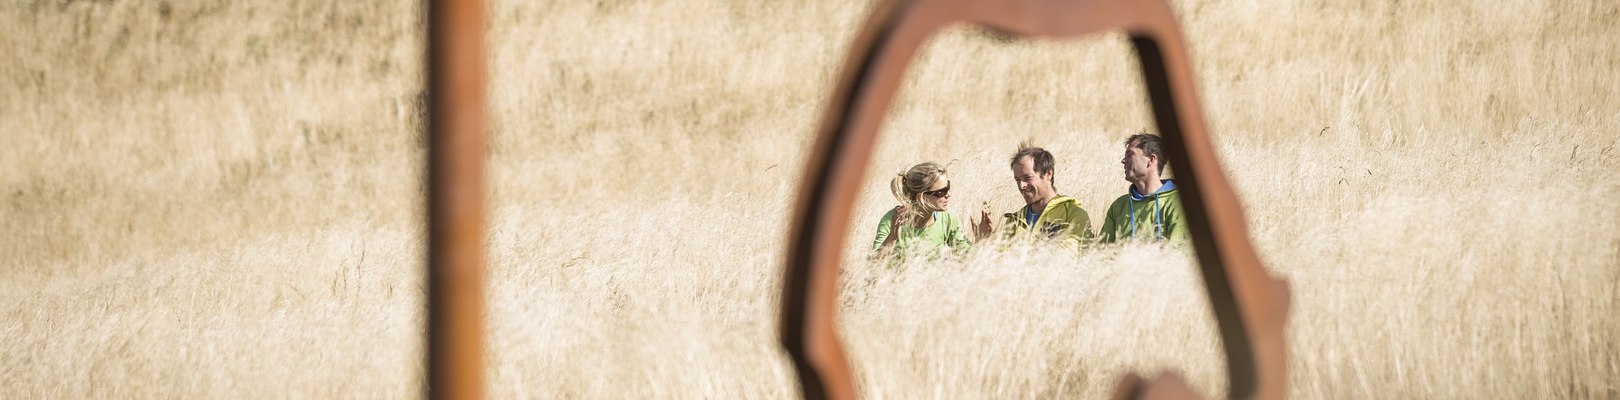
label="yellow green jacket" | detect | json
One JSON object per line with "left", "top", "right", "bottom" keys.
{"left": 998, "top": 195, "right": 1096, "bottom": 248}
{"left": 1098, "top": 180, "right": 1188, "bottom": 244}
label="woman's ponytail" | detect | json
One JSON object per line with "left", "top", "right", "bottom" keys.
{"left": 890, "top": 172, "right": 918, "bottom": 225}
{"left": 890, "top": 173, "right": 910, "bottom": 208}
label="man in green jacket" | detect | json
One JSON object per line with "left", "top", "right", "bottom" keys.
{"left": 971, "top": 142, "right": 1096, "bottom": 248}
{"left": 1099, "top": 133, "right": 1189, "bottom": 244}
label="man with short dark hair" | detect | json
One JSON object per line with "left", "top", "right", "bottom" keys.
{"left": 971, "top": 142, "right": 1095, "bottom": 248}
{"left": 1099, "top": 133, "right": 1188, "bottom": 243}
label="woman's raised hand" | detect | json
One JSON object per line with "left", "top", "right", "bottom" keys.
{"left": 971, "top": 209, "right": 994, "bottom": 240}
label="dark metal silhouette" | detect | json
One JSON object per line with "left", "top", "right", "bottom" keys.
{"left": 778, "top": 0, "right": 1293, "bottom": 398}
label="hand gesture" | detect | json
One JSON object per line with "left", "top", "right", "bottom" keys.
{"left": 971, "top": 209, "right": 994, "bottom": 240}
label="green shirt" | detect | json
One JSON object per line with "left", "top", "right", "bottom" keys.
{"left": 1098, "top": 180, "right": 1188, "bottom": 244}
{"left": 872, "top": 209, "right": 972, "bottom": 256}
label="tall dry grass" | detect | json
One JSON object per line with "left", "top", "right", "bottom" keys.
{"left": 4, "top": 0, "right": 1618, "bottom": 398}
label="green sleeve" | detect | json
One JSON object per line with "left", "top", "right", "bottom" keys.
{"left": 1098, "top": 202, "right": 1119, "bottom": 244}
{"left": 1068, "top": 205, "right": 1096, "bottom": 247}
{"left": 1164, "top": 200, "right": 1190, "bottom": 244}
{"left": 872, "top": 209, "right": 896, "bottom": 252}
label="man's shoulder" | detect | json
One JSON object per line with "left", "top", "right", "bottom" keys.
{"left": 1158, "top": 190, "right": 1187, "bottom": 211}
{"left": 1049, "top": 195, "right": 1080, "bottom": 207}
{"left": 1106, "top": 193, "right": 1134, "bottom": 209}
{"left": 1046, "top": 196, "right": 1090, "bottom": 217}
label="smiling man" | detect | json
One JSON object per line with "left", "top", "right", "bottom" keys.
{"left": 971, "top": 142, "right": 1095, "bottom": 248}
{"left": 1099, "top": 133, "right": 1188, "bottom": 244}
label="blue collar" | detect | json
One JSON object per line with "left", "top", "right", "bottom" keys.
{"left": 1129, "top": 179, "right": 1177, "bottom": 201}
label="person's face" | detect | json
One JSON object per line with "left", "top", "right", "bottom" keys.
{"left": 1121, "top": 143, "right": 1156, "bottom": 184}
{"left": 1011, "top": 157, "right": 1054, "bottom": 205}
{"left": 918, "top": 175, "right": 951, "bottom": 210}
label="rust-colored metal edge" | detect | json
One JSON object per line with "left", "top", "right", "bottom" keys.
{"left": 426, "top": 0, "right": 487, "bottom": 398}
{"left": 780, "top": 0, "right": 1291, "bottom": 399}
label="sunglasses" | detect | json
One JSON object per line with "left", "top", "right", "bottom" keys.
{"left": 922, "top": 183, "right": 951, "bottom": 198}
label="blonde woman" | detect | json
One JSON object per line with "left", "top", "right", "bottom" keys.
{"left": 872, "top": 162, "right": 972, "bottom": 258}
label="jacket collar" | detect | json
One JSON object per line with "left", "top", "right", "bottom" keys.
{"left": 1128, "top": 179, "right": 1177, "bottom": 201}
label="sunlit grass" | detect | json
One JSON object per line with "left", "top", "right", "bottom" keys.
{"left": 3, "top": 0, "right": 1617, "bottom": 398}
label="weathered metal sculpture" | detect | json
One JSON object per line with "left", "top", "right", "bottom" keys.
{"left": 778, "top": 0, "right": 1293, "bottom": 399}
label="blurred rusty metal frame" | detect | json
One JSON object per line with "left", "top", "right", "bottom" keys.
{"left": 779, "top": 0, "right": 1292, "bottom": 399}
{"left": 426, "top": 0, "right": 486, "bottom": 398}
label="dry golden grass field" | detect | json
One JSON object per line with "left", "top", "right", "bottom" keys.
{"left": 3, "top": 0, "right": 1619, "bottom": 398}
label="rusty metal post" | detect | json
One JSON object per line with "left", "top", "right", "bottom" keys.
{"left": 426, "top": 0, "right": 486, "bottom": 398}
{"left": 781, "top": 0, "right": 1291, "bottom": 399}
